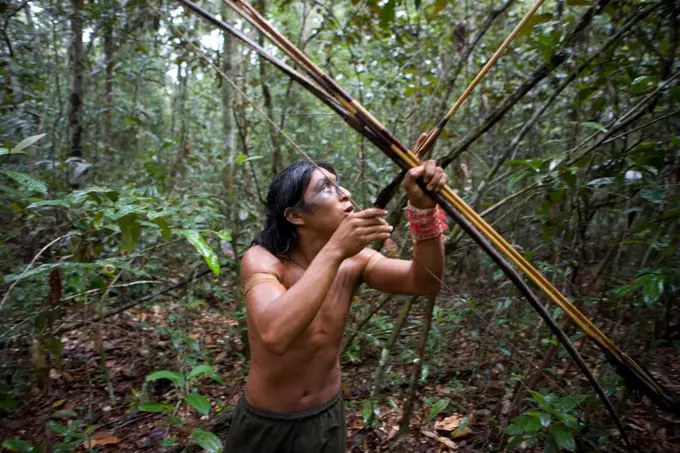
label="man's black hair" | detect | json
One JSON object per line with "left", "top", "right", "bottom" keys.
{"left": 252, "top": 160, "right": 337, "bottom": 258}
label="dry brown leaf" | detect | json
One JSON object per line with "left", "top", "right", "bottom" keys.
{"left": 421, "top": 430, "right": 457, "bottom": 450}
{"left": 434, "top": 413, "right": 463, "bottom": 431}
{"left": 83, "top": 433, "right": 121, "bottom": 448}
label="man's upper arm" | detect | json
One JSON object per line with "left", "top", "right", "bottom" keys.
{"left": 240, "top": 247, "right": 287, "bottom": 335}
{"left": 361, "top": 249, "right": 420, "bottom": 295}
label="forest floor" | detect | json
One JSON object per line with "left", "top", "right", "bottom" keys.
{"left": 2, "top": 294, "right": 680, "bottom": 453}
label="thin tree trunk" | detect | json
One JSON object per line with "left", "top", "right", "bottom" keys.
{"left": 103, "top": 1, "right": 116, "bottom": 165}
{"left": 367, "top": 297, "right": 416, "bottom": 426}
{"left": 67, "top": 0, "right": 85, "bottom": 159}
{"left": 398, "top": 295, "right": 437, "bottom": 440}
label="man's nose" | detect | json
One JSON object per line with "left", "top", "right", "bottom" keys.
{"left": 337, "top": 186, "right": 351, "bottom": 200}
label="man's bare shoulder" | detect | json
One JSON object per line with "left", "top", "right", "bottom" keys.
{"left": 241, "top": 246, "right": 284, "bottom": 283}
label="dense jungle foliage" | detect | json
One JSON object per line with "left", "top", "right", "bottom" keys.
{"left": 1, "top": 0, "right": 679, "bottom": 451}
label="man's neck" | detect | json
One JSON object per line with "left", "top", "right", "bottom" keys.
{"left": 290, "top": 232, "right": 330, "bottom": 268}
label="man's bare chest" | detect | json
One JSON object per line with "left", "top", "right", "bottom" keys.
{"left": 284, "top": 266, "right": 359, "bottom": 335}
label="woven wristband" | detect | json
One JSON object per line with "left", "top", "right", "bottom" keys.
{"left": 406, "top": 203, "right": 449, "bottom": 243}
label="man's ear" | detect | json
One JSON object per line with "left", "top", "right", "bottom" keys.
{"left": 284, "top": 207, "right": 305, "bottom": 226}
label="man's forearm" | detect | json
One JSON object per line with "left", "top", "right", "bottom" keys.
{"left": 412, "top": 237, "right": 444, "bottom": 292}
{"left": 258, "top": 246, "right": 343, "bottom": 353}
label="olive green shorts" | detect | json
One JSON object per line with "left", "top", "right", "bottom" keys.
{"left": 224, "top": 391, "right": 346, "bottom": 453}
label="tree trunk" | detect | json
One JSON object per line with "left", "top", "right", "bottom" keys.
{"left": 103, "top": 1, "right": 115, "bottom": 164}
{"left": 67, "top": 0, "right": 85, "bottom": 159}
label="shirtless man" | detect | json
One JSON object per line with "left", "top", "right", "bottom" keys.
{"left": 225, "top": 150, "right": 448, "bottom": 452}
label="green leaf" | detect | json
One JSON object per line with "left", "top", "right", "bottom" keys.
{"left": 427, "top": 398, "right": 449, "bottom": 421}
{"left": 640, "top": 187, "right": 665, "bottom": 205}
{"left": 380, "top": 0, "right": 396, "bottom": 26}
{"left": 452, "top": 415, "right": 470, "bottom": 436}
{"left": 581, "top": 121, "right": 608, "bottom": 133}
{"left": 52, "top": 409, "right": 78, "bottom": 418}
{"left": 0, "top": 148, "right": 27, "bottom": 157}
{"left": 558, "top": 394, "right": 587, "bottom": 410}
{"left": 1, "top": 170, "right": 48, "bottom": 193}
{"left": 612, "top": 279, "right": 642, "bottom": 298}
{"left": 550, "top": 423, "right": 576, "bottom": 451}
{"left": 517, "top": 13, "right": 553, "bottom": 37}
{"left": 525, "top": 415, "right": 542, "bottom": 432}
{"left": 182, "top": 230, "right": 220, "bottom": 276}
{"left": 152, "top": 216, "right": 172, "bottom": 240}
{"left": 184, "top": 393, "right": 211, "bottom": 415}
{"left": 566, "top": 0, "right": 592, "bottom": 5}
{"left": 165, "top": 416, "right": 183, "bottom": 425}
{"left": 538, "top": 412, "right": 551, "bottom": 428}
{"left": 507, "top": 434, "right": 525, "bottom": 449}
{"left": 216, "top": 229, "right": 232, "bottom": 242}
{"left": 118, "top": 214, "right": 141, "bottom": 253}
{"left": 190, "top": 429, "right": 223, "bottom": 453}
{"left": 0, "top": 398, "right": 17, "bottom": 409}
{"left": 138, "top": 402, "right": 174, "bottom": 413}
{"left": 146, "top": 370, "right": 185, "bottom": 387}
{"left": 641, "top": 273, "right": 663, "bottom": 306}
{"left": 433, "top": 0, "right": 447, "bottom": 15}
{"left": 188, "top": 365, "right": 214, "bottom": 381}
{"left": 12, "top": 133, "right": 46, "bottom": 154}
{"left": 46, "top": 420, "right": 68, "bottom": 435}
{"left": 586, "top": 177, "right": 615, "bottom": 187}
{"left": 1, "top": 439, "right": 34, "bottom": 452}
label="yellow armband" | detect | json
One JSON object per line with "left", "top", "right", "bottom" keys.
{"left": 242, "top": 273, "right": 280, "bottom": 296}
{"left": 362, "top": 252, "right": 385, "bottom": 282}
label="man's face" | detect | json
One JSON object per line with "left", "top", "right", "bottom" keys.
{"left": 294, "top": 168, "right": 353, "bottom": 235}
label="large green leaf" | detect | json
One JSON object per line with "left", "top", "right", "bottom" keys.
{"left": 581, "top": 121, "right": 608, "bottom": 133}
{"left": 138, "top": 402, "right": 174, "bottom": 413}
{"left": 188, "top": 365, "right": 215, "bottom": 381}
{"left": 184, "top": 393, "right": 211, "bottom": 415}
{"left": 146, "top": 370, "right": 185, "bottom": 387}
{"left": 190, "top": 429, "right": 223, "bottom": 453}
{"left": 640, "top": 187, "right": 665, "bottom": 205}
{"left": 1, "top": 439, "right": 34, "bottom": 452}
{"left": 550, "top": 423, "right": 576, "bottom": 451}
{"left": 427, "top": 398, "right": 449, "bottom": 421}
{"left": 182, "top": 230, "right": 220, "bottom": 276}
{"left": 1, "top": 170, "right": 48, "bottom": 194}
{"left": 118, "top": 214, "right": 141, "bottom": 253}
{"left": 12, "top": 133, "right": 46, "bottom": 154}
{"left": 380, "top": 0, "right": 396, "bottom": 26}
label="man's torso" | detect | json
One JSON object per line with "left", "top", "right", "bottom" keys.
{"left": 244, "top": 249, "right": 371, "bottom": 412}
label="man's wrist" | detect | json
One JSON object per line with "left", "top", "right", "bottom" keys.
{"left": 407, "top": 197, "right": 436, "bottom": 210}
{"left": 318, "top": 243, "right": 346, "bottom": 266}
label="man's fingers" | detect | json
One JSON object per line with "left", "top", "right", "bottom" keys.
{"left": 404, "top": 165, "right": 424, "bottom": 185}
{"left": 427, "top": 169, "right": 447, "bottom": 191}
{"left": 356, "top": 225, "right": 393, "bottom": 236}
{"left": 355, "top": 217, "right": 388, "bottom": 227}
{"left": 423, "top": 160, "right": 437, "bottom": 183}
{"left": 415, "top": 132, "right": 427, "bottom": 149}
{"left": 354, "top": 208, "right": 388, "bottom": 219}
